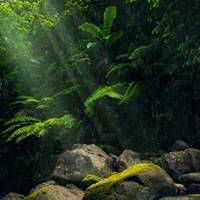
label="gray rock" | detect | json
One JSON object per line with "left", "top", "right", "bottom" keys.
{"left": 158, "top": 148, "right": 200, "bottom": 179}
{"left": 187, "top": 184, "right": 200, "bottom": 194}
{"left": 0, "top": 193, "right": 24, "bottom": 200}
{"left": 116, "top": 149, "right": 141, "bottom": 171}
{"left": 179, "top": 173, "right": 200, "bottom": 186}
{"left": 52, "top": 144, "right": 112, "bottom": 184}
{"left": 172, "top": 141, "right": 189, "bottom": 151}
{"left": 95, "top": 181, "right": 156, "bottom": 200}
{"left": 30, "top": 180, "right": 56, "bottom": 193}
{"left": 174, "top": 183, "right": 187, "bottom": 194}
{"left": 27, "top": 184, "right": 84, "bottom": 200}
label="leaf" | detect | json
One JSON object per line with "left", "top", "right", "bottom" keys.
{"left": 103, "top": 6, "right": 117, "bottom": 35}
{"left": 120, "top": 82, "right": 138, "bottom": 104}
{"left": 79, "top": 23, "right": 101, "bottom": 39}
{"left": 84, "top": 83, "right": 124, "bottom": 114}
{"left": 128, "top": 46, "right": 151, "bottom": 60}
{"left": 107, "top": 31, "right": 123, "bottom": 46}
{"left": 53, "top": 85, "right": 81, "bottom": 98}
{"left": 87, "top": 42, "right": 97, "bottom": 49}
{"left": 106, "top": 63, "right": 127, "bottom": 78}
{"left": 4, "top": 116, "right": 40, "bottom": 126}
{"left": 3, "top": 115, "right": 77, "bottom": 143}
{"left": 10, "top": 96, "right": 40, "bottom": 107}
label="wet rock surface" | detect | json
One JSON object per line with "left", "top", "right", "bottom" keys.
{"left": 0, "top": 193, "right": 24, "bottom": 200}
{"left": 116, "top": 149, "right": 141, "bottom": 171}
{"left": 52, "top": 144, "right": 113, "bottom": 184}
{"left": 158, "top": 148, "right": 200, "bottom": 180}
{"left": 27, "top": 184, "right": 84, "bottom": 200}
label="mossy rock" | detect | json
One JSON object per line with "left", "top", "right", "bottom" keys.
{"left": 83, "top": 163, "right": 176, "bottom": 200}
{"left": 0, "top": 193, "right": 24, "bottom": 200}
{"left": 24, "top": 187, "right": 48, "bottom": 200}
{"left": 82, "top": 174, "right": 102, "bottom": 188}
{"left": 24, "top": 184, "right": 84, "bottom": 200}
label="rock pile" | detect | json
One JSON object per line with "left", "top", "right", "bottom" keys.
{"left": 1, "top": 142, "right": 200, "bottom": 200}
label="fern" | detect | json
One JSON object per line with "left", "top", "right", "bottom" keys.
{"left": 3, "top": 115, "right": 77, "bottom": 143}
{"left": 4, "top": 116, "right": 40, "bottom": 126}
{"left": 10, "top": 85, "right": 80, "bottom": 112}
{"left": 10, "top": 96, "right": 40, "bottom": 107}
{"left": 53, "top": 85, "right": 81, "bottom": 98}
{"left": 84, "top": 83, "right": 124, "bottom": 114}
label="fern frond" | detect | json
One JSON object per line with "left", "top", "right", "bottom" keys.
{"left": 4, "top": 116, "right": 40, "bottom": 126}
{"left": 84, "top": 83, "right": 124, "bottom": 114}
{"left": 4, "top": 115, "right": 77, "bottom": 143}
{"left": 2, "top": 122, "right": 35, "bottom": 136}
{"left": 10, "top": 96, "right": 40, "bottom": 107}
{"left": 53, "top": 85, "right": 81, "bottom": 98}
{"left": 44, "top": 114, "right": 77, "bottom": 129}
{"left": 7, "top": 123, "right": 45, "bottom": 142}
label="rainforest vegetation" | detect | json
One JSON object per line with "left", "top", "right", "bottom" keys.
{"left": 0, "top": 0, "right": 199, "bottom": 196}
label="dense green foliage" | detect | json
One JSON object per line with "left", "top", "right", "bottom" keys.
{"left": 0, "top": 0, "right": 199, "bottom": 196}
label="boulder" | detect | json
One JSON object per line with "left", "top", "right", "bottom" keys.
{"left": 179, "top": 173, "right": 200, "bottom": 186}
{"left": 187, "top": 184, "right": 200, "bottom": 194}
{"left": 158, "top": 148, "right": 200, "bottom": 180}
{"left": 52, "top": 144, "right": 112, "bottom": 184}
{"left": 26, "top": 184, "right": 84, "bottom": 200}
{"left": 82, "top": 174, "right": 102, "bottom": 188}
{"left": 89, "top": 181, "right": 157, "bottom": 200}
{"left": 116, "top": 149, "right": 141, "bottom": 171}
{"left": 0, "top": 193, "right": 24, "bottom": 200}
{"left": 174, "top": 183, "right": 187, "bottom": 194}
{"left": 172, "top": 140, "right": 189, "bottom": 151}
{"left": 83, "top": 163, "right": 176, "bottom": 200}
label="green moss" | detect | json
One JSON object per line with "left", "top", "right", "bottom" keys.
{"left": 24, "top": 186, "right": 49, "bottom": 200}
{"left": 82, "top": 174, "right": 102, "bottom": 188}
{"left": 88, "top": 163, "right": 160, "bottom": 190}
{"left": 83, "top": 174, "right": 102, "bottom": 183}
{"left": 190, "top": 194, "right": 200, "bottom": 197}
{"left": 84, "top": 163, "right": 161, "bottom": 200}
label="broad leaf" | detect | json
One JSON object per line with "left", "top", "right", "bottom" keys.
{"left": 79, "top": 23, "right": 101, "bottom": 39}
{"left": 103, "top": 6, "right": 117, "bottom": 35}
